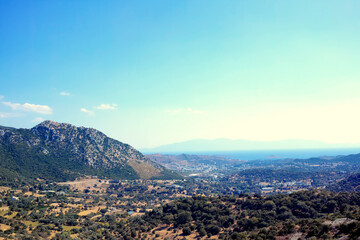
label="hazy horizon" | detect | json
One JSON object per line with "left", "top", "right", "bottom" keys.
{"left": 1, "top": 1, "right": 360, "bottom": 149}
{"left": 141, "top": 137, "right": 360, "bottom": 153}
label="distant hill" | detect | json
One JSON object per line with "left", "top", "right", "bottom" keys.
{"left": 327, "top": 173, "right": 360, "bottom": 192}
{"left": 141, "top": 138, "right": 360, "bottom": 153}
{"left": 0, "top": 121, "right": 180, "bottom": 182}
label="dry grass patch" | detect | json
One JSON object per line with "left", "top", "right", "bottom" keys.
{"left": 23, "top": 221, "right": 40, "bottom": 227}
{"left": 130, "top": 212, "right": 145, "bottom": 217}
{"left": 90, "top": 214, "right": 102, "bottom": 220}
{"left": 58, "top": 178, "right": 109, "bottom": 191}
{"left": 128, "top": 160, "right": 161, "bottom": 179}
{"left": 62, "top": 225, "right": 81, "bottom": 231}
{"left": 0, "top": 206, "right": 9, "bottom": 212}
{"left": 4, "top": 211, "right": 18, "bottom": 219}
{"left": 78, "top": 208, "right": 99, "bottom": 216}
{"left": 0, "top": 224, "right": 10, "bottom": 231}
{"left": 0, "top": 186, "right": 10, "bottom": 192}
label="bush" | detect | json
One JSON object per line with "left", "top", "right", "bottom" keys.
{"left": 206, "top": 225, "right": 220, "bottom": 235}
{"left": 199, "top": 227, "right": 206, "bottom": 237}
{"left": 182, "top": 227, "right": 191, "bottom": 236}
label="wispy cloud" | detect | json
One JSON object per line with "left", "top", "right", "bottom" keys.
{"left": 60, "top": 91, "right": 71, "bottom": 96}
{"left": 32, "top": 117, "right": 45, "bottom": 123}
{"left": 0, "top": 112, "right": 22, "bottom": 118}
{"left": 0, "top": 95, "right": 4, "bottom": 100}
{"left": 81, "top": 108, "right": 94, "bottom": 116}
{"left": 187, "top": 108, "right": 203, "bottom": 114}
{"left": 166, "top": 109, "right": 181, "bottom": 114}
{"left": 166, "top": 108, "right": 203, "bottom": 115}
{"left": 0, "top": 113, "right": 9, "bottom": 118}
{"left": 2, "top": 102, "right": 53, "bottom": 115}
{"left": 95, "top": 103, "right": 117, "bottom": 110}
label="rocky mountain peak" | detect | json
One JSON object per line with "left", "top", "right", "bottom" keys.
{"left": 31, "top": 120, "right": 105, "bottom": 144}
{"left": 33, "top": 120, "right": 79, "bottom": 132}
{"left": 0, "top": 121, "right": 178, "bottom": 180}
{"left": 35, "top": 120, "right": 65, "bottom": 127}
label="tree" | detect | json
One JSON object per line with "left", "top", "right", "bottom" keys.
{"left": 206, "top": 225, "right": 220, "bottom": 235}
{"left": 264, "top": 201, "right": 276, "bottom": 211}
{"left": 176, "top": 212, "right": 192, "bottom": 225}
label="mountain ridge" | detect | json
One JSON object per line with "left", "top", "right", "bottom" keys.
{"left": 0, "top": 120, "right": 179, "bottom": 181}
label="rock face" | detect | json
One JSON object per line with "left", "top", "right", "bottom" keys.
{"left": 31, "top": 121, "right": 149, "bottom": 169}
{"left": 0, "top": 121, "right": 177, "bottom": 181}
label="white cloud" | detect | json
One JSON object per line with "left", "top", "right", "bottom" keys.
{"left": 0, "top": 95, "right": 4, "bottom": 100}
{"left": 95, "top": 103, "right": 117, "bottom": 110}
{"left": 81, "top": 108, "right": 94, "bottom": 116}
{"left": 60, "top": 91, "right": 71, "bottom": 96}
{"left": 2, "top": 102, "right": 53, "bottom": 115}
{"left": 32, "top": 117, "right": 45, "bottom": 123}
{"left": 166, "top": 108, "right": 203, "bottom": 115}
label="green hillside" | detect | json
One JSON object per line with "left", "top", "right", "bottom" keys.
{"left": 0, "top": 121, "right": 181, "bottom": 182}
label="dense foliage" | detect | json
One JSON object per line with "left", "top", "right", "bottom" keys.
{"left": 133, "top": 190, "right": 360, "bottom": 239}
{"left": 0, "top": 139, "right": 140, "bottom": 181}
{"left": 327, "top": 173, "right": 360, "bottom": 192}
{"left": 0, "top": 178, "right": 359, "bottom": 239}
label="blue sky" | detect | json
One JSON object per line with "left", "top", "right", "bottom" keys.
{"left": 1, "top": 1, "right": 360, "bottom": 148}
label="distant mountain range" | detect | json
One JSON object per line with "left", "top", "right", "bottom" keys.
{"left": 141, "top": 138, "right": 360, "bottom": 153}
{"left": 0, "top": 121, "right": 179, "bottom": 182}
